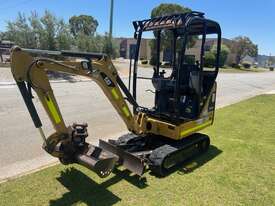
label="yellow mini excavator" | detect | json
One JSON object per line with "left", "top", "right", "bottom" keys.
{"left": 10, "top": 12, "right": 221, "bottom": 177}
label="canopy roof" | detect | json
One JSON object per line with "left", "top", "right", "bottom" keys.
{"left": 133, "top": 11, "right": 221, "bottom": 35}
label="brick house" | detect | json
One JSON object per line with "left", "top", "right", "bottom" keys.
{"left": 115, "top": 37, "right": 151, "bottom": 60}
{"left": 115, "top": 37, "right": 236, "bottom": 65}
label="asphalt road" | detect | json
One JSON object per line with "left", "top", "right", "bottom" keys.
{"left": 1, "top": 68, "right": 275, "bottom": 180}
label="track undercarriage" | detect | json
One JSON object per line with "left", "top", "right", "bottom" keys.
{"left": 55, "top": 123, "right": 210, "bottom": 178}
{"left": 100, "top": 132, "right": 210, "bottom": 177}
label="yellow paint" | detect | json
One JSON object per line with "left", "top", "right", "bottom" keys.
{"left": 180, "top": 120, "right": 212, "bottom": 137}
{"left": 122, "top": 106, "right": 130, "bottom": 117}
{"left": 45, "top": 96, "right": 61, "bottom": 124}
{"left": 111, "top": 88, "right": 119, "bottom": 100}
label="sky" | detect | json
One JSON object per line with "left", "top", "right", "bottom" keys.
{"left": 0, "top": 0, "right": 274, "bottom": 55}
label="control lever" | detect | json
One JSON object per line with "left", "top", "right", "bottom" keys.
{"left": 160, "top": 69, "right": 166, "bottom": 77}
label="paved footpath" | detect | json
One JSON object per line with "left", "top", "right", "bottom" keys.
{"left": 1, "top": 67, "right": 275, "bottom": 181}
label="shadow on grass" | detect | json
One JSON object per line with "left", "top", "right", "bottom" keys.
{"left": 178, "top": 145, "right": 222, "bottom": 175}
{"left": 49, "top": 168, "right": 120, "bottom": 206}
{"left": 49, "top": 146, "right": 221, "bottom": 205}
{"left": 49, "top": 167, "right": 148, "bottom": 206}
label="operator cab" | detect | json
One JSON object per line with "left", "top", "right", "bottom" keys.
{"left": 130, "top": 12, "right": 221, "bottom": 124}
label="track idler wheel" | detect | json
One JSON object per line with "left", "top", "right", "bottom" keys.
{"left": 198, "top": 134, "right": 210, "bottom": 153}
{"left": 148, "top": 145, "right": 177, "bottom": 177}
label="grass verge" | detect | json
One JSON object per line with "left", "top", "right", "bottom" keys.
{"left": 0, "top": 95, "right": 275, "bottom": 206}
{"left": 0, "top": 62, "right": 10, "bottom": 68}
{"left": 138, "top": 66, "right": 270, "bottom": 73}
{"left": 219, "top": 67, "right": 269, "bottom": 73}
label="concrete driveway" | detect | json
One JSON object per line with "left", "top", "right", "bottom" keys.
{"left": 1, "top": 67, "right": 275, "bottom": 180}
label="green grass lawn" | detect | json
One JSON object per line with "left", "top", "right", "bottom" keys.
{"left": 0, "top": 62, "right": 10, "bottom": 67}
{"left": 136, "top": 65, "right": 270, "bottom": 73}
{"left": 201, "top": 66, "right": 269, "bottom": 73}
{"left": 1, "top": 95, "right": 275, "bottom": 206}
{"left": 219, "top": 67, "right": 269, "bottom": 73}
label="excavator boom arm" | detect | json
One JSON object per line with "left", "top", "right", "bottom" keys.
{"left": 10, "top": 47, "right": 137, "bottom": 158}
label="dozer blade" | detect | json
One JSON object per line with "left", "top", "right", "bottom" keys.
{"left": 99, "top": 140, "right": 145, "bottom": 176}
{"left": 75, "top": 144, "right": 119, "bottom": 178}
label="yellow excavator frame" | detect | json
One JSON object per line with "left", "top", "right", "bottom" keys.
{"left": 9, "top": 11, "right": 222, "bottom": 178}
{"left": 10, "top": 46, "right": 216, "bottom": 176}
{"left": 11, "top": 46, "right": 216, "bottom": 147}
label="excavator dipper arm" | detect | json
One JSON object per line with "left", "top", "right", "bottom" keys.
{"left": 10, "top": 46, "right": 141, "bottom": 177}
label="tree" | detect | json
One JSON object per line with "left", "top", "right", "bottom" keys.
{"left": 102, "top": 33, "right": 118, "bottom": 58}
{"left": 5, "top": 12, "right": 36, "bottom": 48}
{"left": 75, "top": 33, "right": 104, "bottom": 52}
{"left": 40, "top": 10, "right": 58, "bottom": 50}
{"left": 150, "top": 3, "right": 195, "bottom": 65}
{"left": 56, "top": 19, "right": 73, "bottom": 50}
{"left": 211, "top": 44, "right": 230, "bottom": 67}
{"left": 204, "top": 52, "right": 216, "bottom": 68}
{"left": 2, "top": 10, "right": 109, "bottom": 53}
{"left": 231, "top": 36, "right": 258, "bottom": 65}
{"left": 29, "top": 11, "right": 44, "bottom": 48}
{"left": 4, "top": 11, "right": 74, "bottom": 50}
{"left": 69, "top": 15, "right": 98, "bottom": 37}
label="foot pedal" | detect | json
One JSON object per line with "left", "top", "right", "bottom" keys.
{"left": 75, "top": 144, "right": 119, "bottom": 178}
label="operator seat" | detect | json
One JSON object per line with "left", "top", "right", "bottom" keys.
{"left": 148, "top": 63, "right": 202, "bottom": 123}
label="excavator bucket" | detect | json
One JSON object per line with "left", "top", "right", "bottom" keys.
{"left": 75, "top": 145, "right": 119, "bottom": 178}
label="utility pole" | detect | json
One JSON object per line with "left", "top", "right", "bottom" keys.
{"left": 109, "top": 0, "right": 114, "bottom": 40}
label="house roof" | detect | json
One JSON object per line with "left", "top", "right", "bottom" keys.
{"left": 241, "top": 55, "right": 256, "bottom": 64}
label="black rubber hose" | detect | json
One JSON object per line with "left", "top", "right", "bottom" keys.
{"left": 16, "top": 81, "right": 42, "bottom": 128}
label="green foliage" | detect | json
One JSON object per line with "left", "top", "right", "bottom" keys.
{"left": 204, "top": 51, "right": 216, "bottom": 67}
{"left": 75, "top": 33, "right": 103, "bottom": 52}
{"left": 184, "top": 55, "right": 196, "bottom": 65}
{"left": 211, "top": 44, "right": 230, "bottom": 67}
{"left": 69, "top": 15, "right": 98, "bottom": 37}
{"left": 231, "top": 36, "right": 258, "bottom": 64}
{"left": 2, "top": 10, "right": 119, "bottom": 57}
{"left": 151, "top": 3, "right": 189, "bottom": 17}
{"left": 4, "top": 11, "right": 72, "bottom": 50}
{"left": 242, "top": 62, "right": 251, "bottom": 68}
{"left": 150, "top": 3, "right": 195, "bottom": 65}
{"left": 231, "top": 63, "right": 240, "bottom": 69}
{"left": 40, "top": 10, "right": 57, "bottom": 50}
{"left": 5, "top": 13, "right": 36, "bottom": 48}
{"left": 102, "top": 34, "right": 119, "bottom": 58}
{"left": 149, "top": 53, "right": 158, "bottom": 66}
{"left": 56, "top": 20, "right": 73, "bottom": 50}
{"left": 141, "top": 60, "right": 148, "bottom": 64}
{"left": 149, "top": 39, "right": 157, "bottom": 65}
